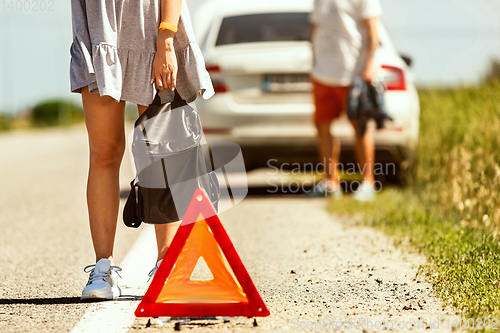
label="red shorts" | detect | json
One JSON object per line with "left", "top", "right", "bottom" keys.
{"left": 312, "top": 78, "right": 349, "bottom": 124}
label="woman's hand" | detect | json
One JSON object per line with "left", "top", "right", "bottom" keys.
{"left": 151, "top": 30, "right": 177, "bottom": 91}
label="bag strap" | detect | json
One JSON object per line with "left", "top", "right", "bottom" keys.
{"left": 173, "top": 90, "right": 187, "bottom": 109}
{"left": 150, "top": 89, "right": 187, "bottom": 107}
{"left": 151, "top": 89, "right": 162, "bottom": 105}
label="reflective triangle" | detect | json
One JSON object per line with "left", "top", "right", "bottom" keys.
{"left": 135, "top": 188, "right": 270, "bottom": 318}
{"left": 190, "top": 257, "right": 213, "bottom": 281}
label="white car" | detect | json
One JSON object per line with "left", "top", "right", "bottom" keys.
{"left": 193, "top": 0, "right": 420, "bottom": 182}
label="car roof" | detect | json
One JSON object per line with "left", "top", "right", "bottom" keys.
{"left": 193, "top": 0, "right": 399, "bottom": 60}
{"left": 200, "top": 0, "right": 313, "bottom": 17}
{"left": 192, "top": 0, "right": 313, "bottom": 41}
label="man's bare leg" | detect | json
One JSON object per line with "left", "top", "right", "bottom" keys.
{"left": 351, "top": 121, "right": 375, "bottom": 184}
{"left": 315, "top": 121, "right": 340, "bottom": 189}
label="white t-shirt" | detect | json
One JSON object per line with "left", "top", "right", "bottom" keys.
{"left": 310, "top": 0, "right": 382, "bottom": 86}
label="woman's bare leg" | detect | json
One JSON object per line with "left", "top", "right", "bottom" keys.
{"left": 154, "top": 223, "right": 181, "bottom": 262}
{"left": 137, "top": 104, "right": 181, "bottom": 263}
{"left": 83, "top": 86, "right": 126, "bottom": 262}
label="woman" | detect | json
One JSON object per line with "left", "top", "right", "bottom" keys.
{"left": 69, "top": 0, "right": 214, "bottom": 300}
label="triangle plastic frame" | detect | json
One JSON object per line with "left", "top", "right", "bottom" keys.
{"left": 135, "top": 187, "right": 270, "bottom": 318}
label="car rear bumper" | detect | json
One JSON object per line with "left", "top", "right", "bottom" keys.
{"left": 197, "top": 93, "right": 419, "bottom": 171}
{"left": 204, "top": 121, "right": 416, "bottom": 169}
{"left": 197, "top": 94, "right": 313, "bottom": 127}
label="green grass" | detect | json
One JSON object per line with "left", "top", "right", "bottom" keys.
{"left": 417, "top": 79, "right": 500, "bottom": 231}
{"left": 0, "top": 113, "right": 14, "bottom": 131}
{"left": 328, "top": 79, "right": 500, "bottom": 323}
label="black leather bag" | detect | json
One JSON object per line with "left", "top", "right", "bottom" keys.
{"left": 123, "top": 90, "right": 220, "bottom": 228}
{"left": 347, "top": 77, "right": 392, "bottom": 136}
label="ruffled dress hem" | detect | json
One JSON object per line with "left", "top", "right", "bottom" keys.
{"left": 70, "top": 39, "right": 214, "bottom": 106}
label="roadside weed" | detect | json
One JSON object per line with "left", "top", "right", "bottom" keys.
{"left": 328, "top": 79, "right": 500, "bottom": 324}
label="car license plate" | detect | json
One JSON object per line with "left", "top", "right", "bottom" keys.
{"left": 262, "top": 74, "right": 312, "bottom": 93}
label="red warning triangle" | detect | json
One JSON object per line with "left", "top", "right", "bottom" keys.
{"left": 135, "top": 188, "right": 270, "bottom": 318}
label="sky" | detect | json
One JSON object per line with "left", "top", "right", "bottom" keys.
{"left": 0, "top": 0, "right": 499, "bottom": 113}
{"left": 379, "top": 0, "right": 500, "bottom": 85}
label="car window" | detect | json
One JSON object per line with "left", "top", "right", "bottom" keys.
{"left": 215, "top": 13, "right": 310, "bottom": 46}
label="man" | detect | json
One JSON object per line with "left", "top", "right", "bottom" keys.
{"left": 309, "top": 0, "right": 382, "bottom": 201}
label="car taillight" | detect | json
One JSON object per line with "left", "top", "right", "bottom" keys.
{"left": 380, "top": 65, "right": 406, "bottom": 91}
{"left": 206, "top": 65, "right": 228, "bottom": 93}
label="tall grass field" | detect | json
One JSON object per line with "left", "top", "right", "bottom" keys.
{"left": 329, "top": 78, "right": 500, "bottom": 323}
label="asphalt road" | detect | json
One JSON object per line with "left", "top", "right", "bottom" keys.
{"left": 0, "top": 125, "right": 139, "bottom": 333}
{"left": 0, "top": 125, "right": 460, "bottom": 332}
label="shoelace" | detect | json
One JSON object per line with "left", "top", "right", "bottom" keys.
{"left": 147, "top": 265, "right": 158, "bottom": 283}
{"left": 84, "top": 264, "right": 122, "bottom": 284}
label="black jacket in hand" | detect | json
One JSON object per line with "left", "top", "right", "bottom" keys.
{"left": 347, "top": 77, "right": 393, "bottom": 136}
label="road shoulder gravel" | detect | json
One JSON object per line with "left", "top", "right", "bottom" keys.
{"left": 130, "top": 197, "right": 461, "bottom": 332}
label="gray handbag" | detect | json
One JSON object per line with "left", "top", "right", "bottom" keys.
{"left": 123, "top": 90, "right": 220, "bottom": 228}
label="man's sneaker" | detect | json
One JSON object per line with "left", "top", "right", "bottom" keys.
{"left": 147, "top": 259, "right": 162, "bottom": 282}
{"left": 81, "top": 258, "right": 122, "bottom": 300}
{"left": 329, "top": 187, "right": 344, "bottom": 200}
{"left": 306, "top": 178, "right": 344, "bottom": 199}
{"left": 352, "top": 181, "right": 377, "bottom": 201}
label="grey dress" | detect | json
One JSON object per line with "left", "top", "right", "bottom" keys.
{"left": 70, "top": 0, "right": 214, "bottom": 106}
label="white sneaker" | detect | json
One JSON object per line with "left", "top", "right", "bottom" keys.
{"left": 81, "top": 258, "right": 122, "bottom": 300}
{"left": 306, "top": 178, "right": 344, "bottom": 199}
{"left": 352, "top": 181, "right": 377, "bottom": 201}
{"left": 147, "top": 259, "right": 162, "bottom": 282}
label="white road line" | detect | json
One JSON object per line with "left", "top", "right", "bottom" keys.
{"left": 71, "top": 225, "right": 157, "bottom": 333}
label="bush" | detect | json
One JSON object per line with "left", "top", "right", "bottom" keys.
{"left": 31, "top": 99, "right": 84, "bottom": 127}
{"left": 0, "top": 113, "right": 13, "bottom": 131}
{"left": 484, "top": 59, "right": 500, "bottom": 83}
